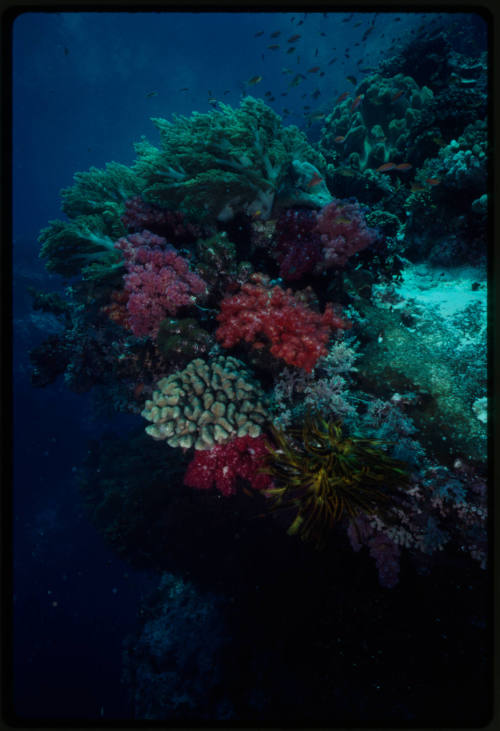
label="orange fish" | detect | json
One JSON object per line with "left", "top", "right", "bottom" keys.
{"left": 350, "top": 94, "right": 363, "bottom": 112}
{"left": 307, "top": 173, "right": 324, "bottom": 188}
{"left": 377, "top": 162, "right": 396, "bottom": 172}
{"left": 334, "top": 135, "right": 346, "bottom": 143}
{"left": 426, "top": 177, "right": 442, "bottom": 185}
{"left": 395, "top": 163, "right": 413, "bottom": 171}
{"left": 391, "top": 89, "right": 405, "bottom": 102}
{"left": 336, "top": 91, "right": 350, "bottom": 103}
{"left": 134, "top": 383, "right": 145, "bottom": 400}
{"left": 308, "top": 66, "right": 320, "bottom": 73}
{"left": 410, "top": 183, "right": 426, "bottom": 192}
{"left": 288, "top": 34, "right": 301, "bottom": 42}
{"left": 268, "top": 44, "right": 280, "bottom": 50}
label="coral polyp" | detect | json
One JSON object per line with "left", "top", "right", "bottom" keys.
{"left": 263, "top": 414, "right": 409, "bottom": 549}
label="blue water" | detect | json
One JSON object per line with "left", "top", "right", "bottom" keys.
{"left": 10, "top": 9, "right": 490, "bottom": 723}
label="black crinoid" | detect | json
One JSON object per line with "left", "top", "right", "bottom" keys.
{"left": 263, "top": 413, "right": 410, "bottom": 549}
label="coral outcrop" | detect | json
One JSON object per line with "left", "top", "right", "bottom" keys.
{"left": 141, "top": 356, "right": 268, "bottom": 450}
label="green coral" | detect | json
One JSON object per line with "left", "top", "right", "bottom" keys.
{"left": 132, "top": 96, "right": 327, "bottom": 221}
{"left": 156, "top": 317, "right": 215, "bottom": 367}
{"left": 39, "top": 214, "right": 124, "bottom": 280}
{"left": 60, "top": 162, "right": 143, "bottom": 223}
{"left": 320, "top": 73, "right": 434, "bottom": 173}
{"left": 38, "top": 161, "right": 143, "bottom": 281}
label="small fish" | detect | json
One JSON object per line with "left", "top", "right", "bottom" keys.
{"left": 336, "top": 91, "right": 350, "bottom": 102}
{"left": 315, "top": 48, "right": 319, "bottom": 56}
{"left": 270, "top": 31, "right": 281, "bottom": 37}
{"left": 359, "top": 66, "right": 375, "bottom": 73}
{"left": 303, "top": 105, "right": 311, "bottom": 110}
{"left": 281, "top": 92, "right": 288, "bottom": 96}
{"left": 208, "top": 98, "right": 218, "bottom": 106}
{"left": 265, "top": 91, "right": 272, "bottom": 97}
{"left": 247, "top": 75, "right": 263, "bottom": 85}
{"left": 179, "top": 87, "right": 189, "bottom": 92}
{"left": 432, "top": 135, "right": 446, "bottom": 146}
{"left": 268, "top": 96, "right": 275, "bottom": 102}
{"left": 254, "top": 31, "right": 264, "bottom": 37}
{"left": 354, "top": 22, "right": 362, "bottom": 28}
{"left": 309, "top": 111, "right": 326, "bottom": 120}
{"left": 395, "top": 163, "right": 413, "bottom": 171}
{"left": 283, "top": 108, "right": 290, "bottom": 115}
{"left": 334, "top": 216, "right": 351, "bottom": 224}
{"left": 426, "top": 177, "right": 441, "bottom": 186}
{"left": 223, "top": 90, "right": 231, "bottom": 95}
{"left": 134, "top": 383, "right": 145, "bottom": 400}
{"left": 146, "top": 91, "right": 158, "bottom": 97}
{"left": 394, "top": 16, "right": 401, "bottom": 21}
{"left": 297, "top": 19, "right": 303, "bottom": 25}
{"left": 63, "top": 47, "right": 69, "bottom": 56}
{"left": 287, "top": 46, "right": 296, "bottom": 53}
{"left": 290, "top": 73, "right": 305, "bottom": 86}
{"left": 328, "top": 57, "right": 337, "bottom": 65}
{"left": 281, "top": 67, "right": 292, "bottom": 74}
{"left": 288, "top": 34, "right": 301, "bottom": 42}
{"left": 410, "top": 183, "right": 426, "bottom": 192}
{"left": 320, "top": 31, "right": 326, "bottom": 36}
{"left": 342, "top": 13, "right": 354, "bottom": 22}
{"left": 308, "top": 66, "right": 320, "bottom": 73}
{"left": 337, "top": 167, "right": 356, "bottom": 177}
{"left": 391, "top": 89, "right": 405, "bottom": 102}
{"left": 307, "top": 173, "right": 324, "bottom": 188}
{"left": 362, "top": 26, "right": 374, "bottom": 41}
{"left": 346, "top": 75, "right": 357, "bottom": 85}
{"left": 312, "top": 89, "right": 321, "bottom": 99}
{"left": 268, "top": 44, "right": 280, "bottom": 50}
{"left": 334, "top": 135, "right": 346, "bottom": 143}
{"left": 242, "top": 487, "right": 255, "bottom": 498}
{"left": 350, "top": 94, "right": 363, "bottom": 112}
{"left": 319, "top": 71, "right": 325, "bottom": 77}
{"left": 377, "top": 162, "right": 396, "bottom": 172}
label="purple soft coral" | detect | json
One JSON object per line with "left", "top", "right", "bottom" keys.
{"left": 313, "top": 198, "right": 378, "bottom": 270}
{"left": 116, "top": 229, "right": 206, "bottom": 339}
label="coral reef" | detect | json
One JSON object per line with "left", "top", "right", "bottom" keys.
{"left": 263, "top": 414, "right": 409, "bottom": 549}
{"left": 183, "top": 434, "right": 272, "bottom": 496}
{"left": 116, "top": 230, "right": 207, "bottom": 338}
{"left": 133, "top": 96, "right": 327, "bottom": 221}
{"left": 141, "top": 356, "right": 268, "bottom": 450}
{"left": 216, "top": 273, "right": 350, "bottom": 372}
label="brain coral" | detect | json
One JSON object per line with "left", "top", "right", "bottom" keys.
{"left": 141, "top": 356, "right": 268, "bottom": 450}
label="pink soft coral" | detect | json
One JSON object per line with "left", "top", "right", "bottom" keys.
{"left": 116, "top": 229, "right": 207, "bottom": 339}
{"left": 183, "top": 435, "right": 273, "bottom": 497}
{"left": 313, "top": 198, "right": 378, "bottom": 270}
{"left": 216, "top": 274, "right": 350, "bottom": 372}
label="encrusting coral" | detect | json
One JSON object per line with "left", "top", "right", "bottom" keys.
{"left": 141, "top": 356, "right": 268, "bottom": 450}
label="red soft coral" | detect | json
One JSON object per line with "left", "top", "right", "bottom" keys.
{"left": 183, "top": 435, "right": 273, "bottom": 497}
{"left": 116, "top": 229, "right": 207, "bottom": 339}
{"left": 215, "top": 274, "right": 350, "bottom": 372}
{"left": 313, "top": 198, "right": 378, "bottom": 270}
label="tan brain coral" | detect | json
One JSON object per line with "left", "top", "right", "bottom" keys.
{"left": 141, "top": 356, "right": 268, "bottom": 450}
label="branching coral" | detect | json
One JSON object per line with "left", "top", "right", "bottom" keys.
{"left": 263, "top": 413, "right": 409, "bottom": 549}
{"left": 216, "top": 274, "right": 350, "bottom": 372}
{"left": 116, "top": 230, "right": 207, "bottom": 338}
{"left": 313, "top": 198, "right": 379, "bottom": 269}
{"left": 183, "top": 435, "right": 273, "bottom": 496}
{"left": 132, "top": 96, "right": 327, "bottom": 221}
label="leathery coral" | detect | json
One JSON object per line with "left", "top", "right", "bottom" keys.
{"left": 141, "top": 356, "right": 268, "bottom": 450}
{"left": 215, "top": 274, "right": 350, "bottom": 372}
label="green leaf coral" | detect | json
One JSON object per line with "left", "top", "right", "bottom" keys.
{"left": 133, "top": 96, "right": 328, "bottom": 221}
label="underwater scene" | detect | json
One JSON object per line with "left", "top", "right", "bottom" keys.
{"left": 11, "top": 9, "right": 490, "bottom": 724}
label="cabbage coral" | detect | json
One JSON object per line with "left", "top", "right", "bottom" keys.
{"left": 132, "top": 96, "right": 328, "bottom": 221}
